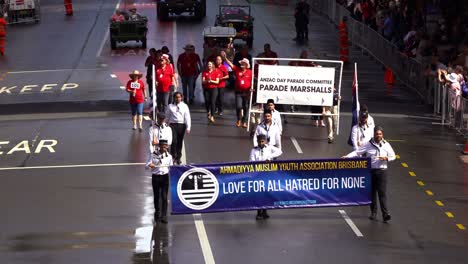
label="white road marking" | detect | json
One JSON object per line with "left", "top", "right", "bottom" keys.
{"left": 339, "top": 210, "right": 363, "bottom": 237}
{"left": 120, "top": 86, "right": 126, "bottom": 89}
{"left": 8, "top": 69, "right": 101, "bottom": 74}
{"left": 193, "top": 214, "right": 216, "bottom": 264}
{"left": 110, "top": 74, "right": 117, "bottom": 78}
{"left": 143, "top": 116, "right": 151, "bottom": 121}
{"left": 96, "top": 0, "right": 121, "bottom": 57}
{"left": 0, "top": 162, "right": 145, "bottom": 171}
{"left": 290, "top": 137, "right": 303, "bottom": 154}
{"left": 135, "top": 225, "right": 153, "bottom": 253}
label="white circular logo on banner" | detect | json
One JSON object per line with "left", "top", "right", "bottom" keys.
{"left": 177, "top": 168, "right": 219, "bottom": 210}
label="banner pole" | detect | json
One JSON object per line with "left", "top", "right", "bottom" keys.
{"left": 336, "top": 61, "right": 344, "bottom": 135}
{"left": 246, "top": 58, "right": 256, "bottom": 132}
{"left": 152, "top": 64, "right": 157, "bottom": 122}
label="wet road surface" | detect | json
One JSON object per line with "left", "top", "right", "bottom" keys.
{"left": 0, "top": 0, "right": 467, "bottom": 263}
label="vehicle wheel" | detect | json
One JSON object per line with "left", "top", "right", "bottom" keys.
{"left": 142, "top": 38, "right": 147, "bottom": 49}
{"left": 111, "top": 38, "right": 117, "bottom": 50}
{"left": 247, "top": 37, "right": 253, "bottom": 49}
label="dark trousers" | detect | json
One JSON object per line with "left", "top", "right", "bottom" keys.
{"left": 370, "top": 169, "right": 389, "bottom": 216}
{"left": 235, "top": 91, "right": 250, "bottom": 123}
{"left": 204, "top": 88, "right": 218, "bottom": 115}
{"left": 157, "top": 91, "right": 170, "bottom": 113}
{"left": 152, "top": 173, "right": 169, "bottom": 219}
{"left": 216, "top": 87, "right": 225, "bottom": 112}
{"left": 170, "top": 123, "right": 186, "bottom": 162}
{"left": 147, "top": 78, "right": 154, "bottom": 99}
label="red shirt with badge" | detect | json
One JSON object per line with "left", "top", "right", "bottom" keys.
{"left": 177, "top": 53, "right": 200, "bottom": 76}
{"left": 216, "top": 64, "right": 229, "bottom": 88}
{"left": 126, "top": 79, "right": 145, "bottom": 104}
{"left": 202, "top": 70, "right": 221, "bottom": 89}
{"left": 156, "top": 65, "right": 174, "bottom": 92}
{"left": 232, "top": 65, "right": 252, "bottom": 92}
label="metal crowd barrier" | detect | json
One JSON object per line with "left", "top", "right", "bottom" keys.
{"left": 310, "top": 0, "right": 429, "bottom": 103}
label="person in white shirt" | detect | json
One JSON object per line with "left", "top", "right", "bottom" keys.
{"left": 360, "top": 104, "right": 375, "bottom": 128}
{"left": 253, "top": 110, "right": 282, "bottom": 150}
{"left": 165, "top": 92, "right": 191, "bottom": 165}
{"left": 249, "top": 134, "right": 282, "bottom": 220}
{"left": 350, "top": 111, "right": 374, "bottom": 150}
{"left": 149, "top": 112, "right": 173, "bottom": 153}
{"left": 146, "top": 139, "right": 173, "bottom": 223}
{"left": 265, "top": 99, "right": 282, "bottom": 134}
{"left": 343, "top": 126, "right": 395, "bottom": 223}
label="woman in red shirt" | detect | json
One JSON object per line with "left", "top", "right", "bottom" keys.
{"left": 156, "top": 54, "right": 176, "bottom": 113}
{"left": 222, "top": 52, "right": 253, "bottom": 128}
{"left": 202, "top": 61, "right": 220, "bottom": 123}
{"left": 215, "top": 55, "right": 229, "bottom": 116}
{"left": 126, "top": 70, "right": 146, "bottom": 131}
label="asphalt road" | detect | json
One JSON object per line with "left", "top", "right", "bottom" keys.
{"left": 0, "top": 0, "right": 467, "bottom": 263}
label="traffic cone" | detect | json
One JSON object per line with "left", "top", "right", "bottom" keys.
{"left": 384, "top": 67, "right": 394, "bottom": 85}
{"left": 64, "top": 0, "right": 73, "bottom": 16}
{"left": 463, "top": 139, "right": 468, "bottom": 155}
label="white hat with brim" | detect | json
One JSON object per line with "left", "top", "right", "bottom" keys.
{"left": 129, "top": 70, "right": 143, "bottom": 78}
{"left": 239, "top": 58, "right": 250, "bottom": 68}
{"left": 447, "top": 73, "right": 458, "bottom": 83}
{"left": 161, "top": 54, "right": 170, "bottom": 61}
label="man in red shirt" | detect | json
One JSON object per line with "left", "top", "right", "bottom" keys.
{"left": 215, "top": 55, "right": 229, "bottom": 116}
{"left": 222, "top": 52, "right": 253, "bottom": 128}
{"left": 126, "top": 70, "right": 147, "bottom": 131}
{"left": 177, "top": 44, "right": 203, "bottom": 105}
{"left": 156, "top": 54, "right": 176, "bottom": 113}
{"left": 202, "top": 61, "right": 220, "bottom": 123}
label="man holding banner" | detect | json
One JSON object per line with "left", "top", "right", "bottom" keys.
{"left": 343, "top": 126, "right": 396, "bottom": 223}
{"left": 250, "top": 134, "right": 283, "bottom": 220}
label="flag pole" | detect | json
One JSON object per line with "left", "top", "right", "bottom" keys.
{"left": 355, "top": 62, "right": 359, "bottom": 116}
{"left": 152, "top": 64, "right": 156, "bottom": 122}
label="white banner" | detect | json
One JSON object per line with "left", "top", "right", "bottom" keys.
{"left": 256, "top": 64, "right": 335, "bottom": 106}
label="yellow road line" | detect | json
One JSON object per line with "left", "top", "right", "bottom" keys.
{"left": 456, "top": 224, "right": 465, "bottom": 230}
{"left": 435, "top": 200, "right": 444, "bottom": 206}
{"left": 396, "top": 155, "right": 400, "bottom": 159}
{"left": 425, "top": 190, "right": 434, "bottom": 196}
{"left": 445, "top": 212, "right": 454, "bottom": 218}
{"left": 401, "top": 163, "right": 408, "bottom": 168}
{"left": 386, "top": 139, "right": 405, "bottom": 142}
{"left": 409, "top": 171, "right": 416, "bottom": 177}
{"left": 417, "top": 180, "right": 425, "bottom": 186}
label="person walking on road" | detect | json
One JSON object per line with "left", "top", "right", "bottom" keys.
{"left": 0, "top": 16, "right": 6, "bottom": 56}
{"left": 156, "top": 54, "right": 176, "bottom": 113}
{"left": 250, "top": 134, "right": 282, "bottom": 220}
{"left": 360, "top": 104, "right": 375, "bottom": 127}
{"left": 222, "top": 52, "right": 253, "bottom": 128}
{"left": 265, "top": 99, "right": 282, "bottom": 135}
{"left": 145, "top": 48, "right": 158, "bottom": 99}
{"left": 149, "top": 112, "right": 173, "bottom": 154}
{"left": 343, "top": 126, "right": 396, "bottom": 223}
{"left": 166, "top": 92, "right": 191, "bottom": 165}
{"left": 294, "top": 0, "right": 310, "bottom": 41}
{"left": 146, "top": 139, "right": 173, "bottom": 223}
{"left": 323, "top": 87, "right": 339, "bottom": 143}
{"left": 177, "top": 44, "right": 203, "bottom": 105}
{"left": 202, "top": 61, "right": 220, "bottom": 123}
{"left": 253, "top": 110, "right": 282, "bottom": 150}
{"left": 350, "top": 111, "right": 374, "bottom": 150}
{"left": 215, "top": 55, "right": 229, "bottom": 116}
{"left": 126, "top": 70, "right": 147, "bottom": 131}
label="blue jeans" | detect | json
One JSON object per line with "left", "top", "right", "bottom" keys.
{"left": 181, "top": 75, "right": 196, "bottom": 103}
{"left": 130, "top": 103, "right": 144, "bottom": 116}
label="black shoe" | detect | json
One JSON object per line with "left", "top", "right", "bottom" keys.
{"left": 154, "top": 212, "right": 160, "bottom": 222}
{"left": 328, "top": 138, "right": 334, "bottom": 144}
{"left": 262, "top": 211, "right": 270, "bottom": 219}
{"left": 369, "top": 212, "right": 377, "bottom": 220}
{"left": 383, "top": 214, "right": 391, "bottom": 223}
{"left": 256, "top": 214, "right": 264, "bottom": 220}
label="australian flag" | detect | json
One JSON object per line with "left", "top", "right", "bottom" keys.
{"left": 347, "top": 64, "right": 360, "bottom": 146}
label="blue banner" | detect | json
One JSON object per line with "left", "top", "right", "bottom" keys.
{"left": 170, "top": 158, "right": 371, "bottom": 214}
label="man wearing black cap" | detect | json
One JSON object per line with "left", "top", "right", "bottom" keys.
{"left": 146, "top": 139, "right": 173, "bottom": 223}
{"left": 343, "top": 126, "right": 395, "bottom": 223}
{"left": 149, "top": 112, "right": 173, "bottom": 153}
{"left": 250, "top": 134, "right": 283, "bottom": 220}
{"left": 350, "top": 111, "right": 373, "bottom": 151}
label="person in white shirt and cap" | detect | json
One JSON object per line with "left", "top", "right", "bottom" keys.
{"left": 343, "top": 126, "right": 396, "bottom": 223}
{"left": 146, "top": 139, "right": 173, "bottom": 223}
{"left": 253, "top": 109, "right": 282, "bottom": 150}
{"left": 149, "top": 112, "right": 173, "bottom": 153}
{"left": 359, "top": 104, "right": 375, "bottom": 128}
{"left": 249, "top": 134, "right": 282, "bottom": 220}
{"left": 166, "top": 92, "right": 191, "bottom": 165}
{"left": 265, "top": 99, "right": 282, "bottom": 134}
{"left": 350, "top": 111, "right": 374, "bottom": 151}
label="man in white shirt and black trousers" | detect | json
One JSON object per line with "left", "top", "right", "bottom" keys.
{"left": 250, "top": 134, "right": 283, "bottom": 220}
{"left": 149, "top": 112, "right": 173, "bottom": 153}
{"left": 343, "top": 126, "right": 396, "bottom": 223}
{"left": 253, "top": 109, "right": 282, "bottom": 150}
{"left": 146, "top": 139, "right": 173, "bottom": 223}
{"left": 165, "top": 92, "right": 191, "bottom": 165}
